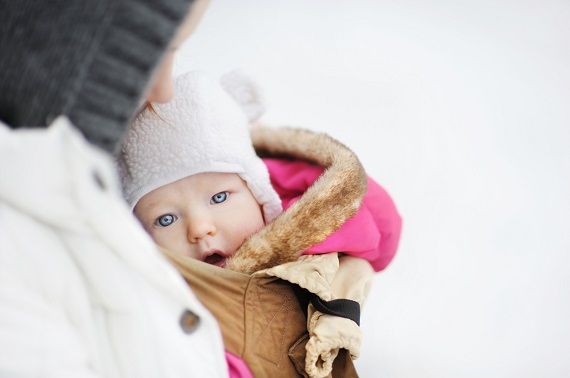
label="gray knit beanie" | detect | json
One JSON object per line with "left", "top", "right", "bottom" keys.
{"left": 0, "top": 0, "right": 195, "bottom": 152}
{"left": 118, "top": 71, "right": 283, "bottom": 223}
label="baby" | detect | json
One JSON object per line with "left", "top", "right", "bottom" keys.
{"left": 118, "top": 70, "right": 402, "bottom": 378}
{"left": 118, "top": 71, "right": 282, "bottom": 269}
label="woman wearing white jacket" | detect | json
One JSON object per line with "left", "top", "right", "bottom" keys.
{"left": 0, "top": 0, "right": 228, "bottom": 377}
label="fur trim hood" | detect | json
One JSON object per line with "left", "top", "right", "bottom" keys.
{"left": 226, "top": 127, "right": 368, "bottom": 274}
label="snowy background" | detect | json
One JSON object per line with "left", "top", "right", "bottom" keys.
{"left": 176, "top": 1, "right": 570, "bottom": 376}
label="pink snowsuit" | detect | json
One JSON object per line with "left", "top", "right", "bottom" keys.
{"left": 265, "top": 158, "right": 401, "bottom": 272}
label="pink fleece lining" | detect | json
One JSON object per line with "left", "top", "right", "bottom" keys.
{"left": 264, "top": 158, "right": 402, "bottom": 272}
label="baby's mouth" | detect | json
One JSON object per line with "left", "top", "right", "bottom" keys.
{"left": 204, "top": 252, "right": 227, "bottom": 268}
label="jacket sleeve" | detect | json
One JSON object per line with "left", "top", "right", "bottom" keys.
{"left": 265, "top": 158, "right": 402, "bottom": 272}
{"left": 0, "top": 214, "right": 100, "bottom": 378}
{"left": 266, "top": 253, "right": 374, "bottom": 378}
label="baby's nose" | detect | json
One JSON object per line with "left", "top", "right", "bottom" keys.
{"left": 187, "top": 214, "right": 216, "bottom": 243}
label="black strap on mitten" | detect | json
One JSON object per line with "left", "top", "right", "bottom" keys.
{"left": 291, "top": 284, "right": 311, "bottom": 319}
{"left": 310, "top": 295, "right": 361, "bottom": 326}
{"left": 290, "top": 284, "right": 361, "bottom": 326}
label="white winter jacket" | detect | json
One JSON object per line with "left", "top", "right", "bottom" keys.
{"left": 0, "top": 118, "right": 228, "bottom": 378}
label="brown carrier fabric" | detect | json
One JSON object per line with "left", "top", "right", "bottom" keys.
{"left": 163, "top": 249, "right": 358, "bottom": 377}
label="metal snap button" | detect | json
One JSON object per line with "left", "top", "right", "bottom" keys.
{"left": 179, "top": 309, "right": 200, "bottom": 334}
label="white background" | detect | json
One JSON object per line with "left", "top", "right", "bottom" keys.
{"left": 176, "top": 1, "right": 570, "bottom": 376}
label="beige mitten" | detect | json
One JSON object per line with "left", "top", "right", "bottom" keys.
{"left": 267, "top": 254, "right": 374, "bottom": 378}
{"left": 304, "top": 310, "right": 362, "bottom": 378}
{"left": 266, "top": 253, "right": 339, "bottom": 300}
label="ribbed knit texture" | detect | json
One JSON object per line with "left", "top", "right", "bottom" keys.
{"left": 0, "top": 0, "right": 194, "bottom": 152}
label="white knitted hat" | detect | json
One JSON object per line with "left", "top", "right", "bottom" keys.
{"left": 117, "top": 70, "right": 282, "bottom": 223}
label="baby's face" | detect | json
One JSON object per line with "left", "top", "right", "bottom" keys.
{"left": 135, "top": 172, "right": 265, "bottom": 268}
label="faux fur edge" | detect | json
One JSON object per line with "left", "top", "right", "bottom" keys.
{"left": 226, "top": 127, "right": 368, "bottom": 274}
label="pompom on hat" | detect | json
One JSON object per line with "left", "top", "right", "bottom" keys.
{"left": 117, "top": 70, "right": 282, "bottom": 223}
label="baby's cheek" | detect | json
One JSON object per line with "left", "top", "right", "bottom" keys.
{"left": 229, "top": 225, "right": 257, "bottom": 253}
{"left": 241, "top": 219, "right": 264, "bottom": 241}
{"left": 149, "top": 230, "right": 175, "bottom": 249}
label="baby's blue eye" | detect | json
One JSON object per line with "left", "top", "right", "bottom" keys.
{"left": 211, "top": 191, "right": 228, "bottom": 204}
{"left": 156, "top": 214, "right": 177, "bottom": 227}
